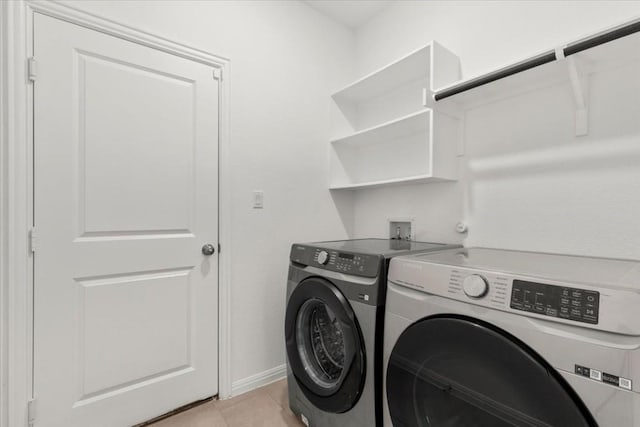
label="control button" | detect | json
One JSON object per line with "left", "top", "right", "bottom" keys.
{"left": 462, "top": 274, "right": 489, "bottom": 298}
{"left": 317, "top": 251, "right": 329, "bottom": 265}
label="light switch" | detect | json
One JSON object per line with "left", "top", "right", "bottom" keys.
{"left": 253, "top": 190, "right": 264, "bottom": 209}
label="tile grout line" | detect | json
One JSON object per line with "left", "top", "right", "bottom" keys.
{"left": 264, "top": 388, "right": 285, "bottom": 411}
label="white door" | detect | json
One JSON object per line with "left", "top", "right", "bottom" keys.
{"left": 33, "top": 13, "right": 219, "bottom": 427}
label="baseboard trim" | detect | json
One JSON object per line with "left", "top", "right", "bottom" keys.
{"left": 230, "top": 364, "right": 286, "bottom": 398}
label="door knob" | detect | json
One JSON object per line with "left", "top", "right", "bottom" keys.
{"left": 202, "top": 244, "right": 216, "bottom": 256}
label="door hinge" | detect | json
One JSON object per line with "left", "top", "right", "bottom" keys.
{"left": 28, "top": 57, "right": 37, "bottom": 82}
{"left": 218, "top": 243, "right": 221, "bottom": 253}
{"left": 213, "top": 68, "right": 222, "bottom": 81}
{"left": 29, "top": 227, "right": 38, "bottom": 253}
{"left": 27, "top": 398, "right": 37, "bottom": 425}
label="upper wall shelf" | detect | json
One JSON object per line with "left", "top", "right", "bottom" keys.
{"left": 329, "top": 42, "right": 461, "bottom": 190}
{"left": 433, "top": 17, "right": 640, "bottom": 109}
{"left": 332, "top": 46, "right": 431, "bottom": 104}
{"left": 333, "top": 42, "right": 461, "bottom": 106}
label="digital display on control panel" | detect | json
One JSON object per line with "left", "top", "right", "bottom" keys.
{"left": 338, "top": 253, "right": 354, "bottom": 260}
{"left": 510, "top": 280, "right": 599, "bottom": 324}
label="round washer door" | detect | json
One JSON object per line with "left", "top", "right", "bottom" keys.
{"left": 285, "top": 277, "right": 365, "bottom": 413}
{"left": 386, "top": 315, "right": 597, "bottom": 427}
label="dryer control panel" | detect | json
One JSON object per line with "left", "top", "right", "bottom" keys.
{"left": 510, "top": 280, "right": 599, "bottom": 324}
{"left": 389, "top": 248, "right": 640, "bottom": 334}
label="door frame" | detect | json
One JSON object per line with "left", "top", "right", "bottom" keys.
{"left": 0, "top": 2, "right": 233, "bottom": 426}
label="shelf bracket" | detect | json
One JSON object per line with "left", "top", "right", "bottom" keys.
{"left": 567, "top": 57, "right": 589, "bottom": 137}
{"left": 556, "top": 47, "right": 589, "bottom": 136}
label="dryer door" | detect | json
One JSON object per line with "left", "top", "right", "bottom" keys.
{"left": 386, "top": 315, "right": 597, "bottom": 427}
{"left": 285, "top": 277, "right": 365, "bottom": 413}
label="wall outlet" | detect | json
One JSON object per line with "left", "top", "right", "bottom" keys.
{"left": 389, "top": 220, "right": 413, "bottom": 241}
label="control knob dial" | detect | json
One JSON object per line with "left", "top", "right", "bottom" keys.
{"left": 317, "top": 250, "right": 330, "bottom": 265}
{"left": 463, "top": 274, "right": 488, "bottom": 298}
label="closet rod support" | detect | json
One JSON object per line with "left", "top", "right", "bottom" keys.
{"left": 556, "top": 46, "right": 590, "bottom": 137}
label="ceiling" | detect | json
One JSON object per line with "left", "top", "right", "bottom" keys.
{"left": 303, "top": 1, "right": 394, "bottom": 29}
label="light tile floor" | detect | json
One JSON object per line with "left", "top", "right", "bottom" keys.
{"left": 152, "top": 379, "right": 304, "bottom": 427}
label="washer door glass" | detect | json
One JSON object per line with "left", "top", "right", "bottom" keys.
{"left": 285, "top": 277, "right": 365, "bottom": 413}
{"left": 386, "top": 316, "right": 597, "bottom": 427}
{"left": 296, "top": 299, "right": 346, "bottom": 392}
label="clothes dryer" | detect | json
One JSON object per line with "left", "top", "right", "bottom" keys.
{"left": 384, "top": 248, "right": 640, "bottom": 426}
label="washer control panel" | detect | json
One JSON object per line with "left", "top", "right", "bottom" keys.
{"left": 510, "top": 279, "right": 599, "bottom": 324}
{"left": 289, "top": 245, "right": 380, "bottom": 278}
{"left": 313, "top": 249, "right": 378, "bottom": 277}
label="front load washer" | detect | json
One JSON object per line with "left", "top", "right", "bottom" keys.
{"left": 384, "top": 248, "right": 640, "bottom": 427}
{"left": 285, "top": 239, "right": 460, "bottom": 427}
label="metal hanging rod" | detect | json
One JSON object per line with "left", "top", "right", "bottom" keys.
{"left": 434, "top": 51, "right": 556, "bottom": 101}
{"left": 434, "top": 18, "right": 640, "bottom": 102}
{"left": 563, "top": 19, "right": 640, "bottom": 56}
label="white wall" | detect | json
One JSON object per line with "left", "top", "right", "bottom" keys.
{"left": 351, "top": 1, "right": 640, "bottom": 260}
{"left": 59, "top": 0, "right": 355, "bottom": 391}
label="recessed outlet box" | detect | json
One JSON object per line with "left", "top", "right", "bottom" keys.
{"left": 389, "top": 219, "right": 414, "bottom": 241}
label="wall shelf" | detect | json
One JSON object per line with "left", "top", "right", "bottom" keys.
{"left": 332, "top": 43, "right": 458, "bottom": 105}
{"left": 333, "top": 46, "right": 430, "bottom": 104}
{"left": 330, "top": 110, "right": 430, "bottom": 147}
{"left": 329, "top": 174, "right": 450, "bottom": 191}
{"left": 329, "top": 42, "right": 461, "bottom": 190}
{"left": 329, "top": 109, "right": 460, "bottom": 190}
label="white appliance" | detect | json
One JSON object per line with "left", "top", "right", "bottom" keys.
{"left": 384, "top": 248, "right": 640, "bottom": 426}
